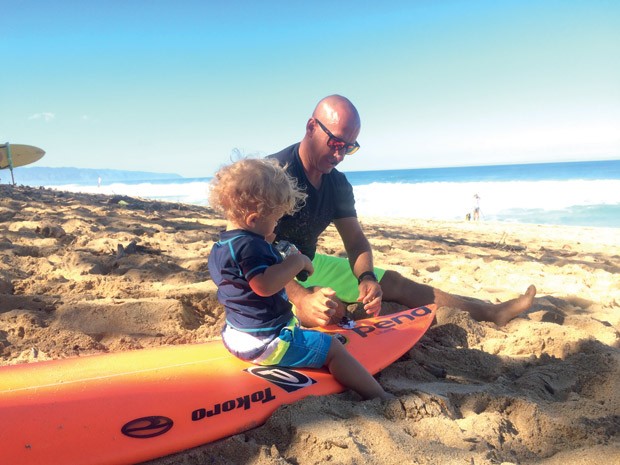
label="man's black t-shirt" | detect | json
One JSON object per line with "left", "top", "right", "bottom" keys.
{"left": 268, "top": 143, "right": 356, "bottom": 259}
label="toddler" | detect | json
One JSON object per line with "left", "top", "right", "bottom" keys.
{"left": 207, "top": 158, "right": 390, "bottom": 400}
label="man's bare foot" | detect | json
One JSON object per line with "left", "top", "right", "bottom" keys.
{"left": 492, "top": 285, "right": 537, "bottom": 326}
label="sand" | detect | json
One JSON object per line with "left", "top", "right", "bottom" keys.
{"left": 1, "top": 184, "right": 618, "bottom": 465}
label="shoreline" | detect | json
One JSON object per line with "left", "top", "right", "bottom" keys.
{"left": 15, "top": 176, "right": 620, "bottom": 230}
{"left": 1, "top": 185, "right": 619, "bottom": 464}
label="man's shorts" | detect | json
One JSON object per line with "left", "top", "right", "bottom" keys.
{"left": 222, "top": 317, "right": 332, "bottom": 369}
{"left": 300, "top": 253, "right": 386, "bottom": 303}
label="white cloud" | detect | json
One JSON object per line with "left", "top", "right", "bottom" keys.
{"left": 28, "top": 112, "right": 56, "bottom": 122}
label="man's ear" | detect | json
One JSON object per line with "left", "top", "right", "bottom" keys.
{"left": 305, "top": 118, "right": 316, "bottom": 137}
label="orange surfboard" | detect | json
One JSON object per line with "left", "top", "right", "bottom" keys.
{"left": 0, "top": 305, "right": 435, "bottom": 465}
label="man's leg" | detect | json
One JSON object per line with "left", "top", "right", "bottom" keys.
{"left": 380, "top": 270, "right": 536, "bottom": 326}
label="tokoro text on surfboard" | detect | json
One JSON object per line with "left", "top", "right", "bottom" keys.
{"left": 191, "top": 387, "right": 277, "bottom": 422}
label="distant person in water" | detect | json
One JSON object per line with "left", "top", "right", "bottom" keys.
{"left": 267, "top": 94, "right": 536, "bottom": 328}
{"left": 207, "top": 157, "right": 392, "bottom": 400}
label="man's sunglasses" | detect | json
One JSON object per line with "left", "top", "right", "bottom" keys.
{"left": 315, "top": 119, "right": 360, "bottom": 155}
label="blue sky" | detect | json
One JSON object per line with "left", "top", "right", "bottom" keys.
{"left": 2, "top": 0, "right": 619, "bottom": 177}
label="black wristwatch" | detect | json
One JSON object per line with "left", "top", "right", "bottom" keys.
{"left": 357, "top": 271, "right": 378, "bottom": 284}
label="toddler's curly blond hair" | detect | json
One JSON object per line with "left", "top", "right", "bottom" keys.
{"left": 208, "top": 158, "right": 306, "bottom": 224}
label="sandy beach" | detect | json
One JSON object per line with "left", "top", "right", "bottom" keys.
{"left": 1, "top": 184, "right": 618, "bottom": 465}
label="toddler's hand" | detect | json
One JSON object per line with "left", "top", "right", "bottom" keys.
{"left": 295, "top": 254, "right": 313, "bottom": 281}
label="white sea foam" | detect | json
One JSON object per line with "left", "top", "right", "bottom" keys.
{"left": 353, "top": 179, "right": 620, "bottom": 221}
{"left": 48, "top": 178, "right": 620, "bottom": 227}
{"left": 51, "top": 181, "right": 211, "bottom": 206}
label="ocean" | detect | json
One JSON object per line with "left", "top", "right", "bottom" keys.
{"left": 44, "top": 159, "right": 620, "bottom": 229}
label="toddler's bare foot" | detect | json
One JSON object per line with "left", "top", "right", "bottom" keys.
{"left": 380, "top": 391, "right": 396, "bottom": 400}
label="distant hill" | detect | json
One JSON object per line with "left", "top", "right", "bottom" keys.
{"left": 5, "top": 166, "right": 183, "bottom": 186}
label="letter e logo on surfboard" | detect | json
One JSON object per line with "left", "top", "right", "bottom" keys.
{"left": 121, "top": 416, "right": 174, "bottom": 439}
{"left": 245, "top": 366, "right": 317, "bottom": 393}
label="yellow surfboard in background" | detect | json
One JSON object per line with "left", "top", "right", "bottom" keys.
{"left": 0, "top": 143, "right": 45, "bottom": 169}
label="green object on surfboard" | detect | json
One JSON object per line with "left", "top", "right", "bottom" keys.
{"left": 0, "top": 142, "right": 46, "bottom": 184}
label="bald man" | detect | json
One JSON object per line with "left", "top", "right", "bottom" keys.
{"left": 269, "top": 95, "right": 536, "bottom": 328}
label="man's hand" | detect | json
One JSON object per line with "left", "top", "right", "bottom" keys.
{"left": 295, "top": 287, "right": 344, "bottom": 327}
{"left": 358, "top": 279, "right": 383, "bottom": 316}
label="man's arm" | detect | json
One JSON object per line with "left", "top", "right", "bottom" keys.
{"left": 334, "top": 217, "right": 374, "bottom": 275}
{"left": 334, "top": 217, "right": 383, "bottom": 315}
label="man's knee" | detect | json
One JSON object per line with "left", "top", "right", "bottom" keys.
{"left": 379, "top": 269, "right": 404, "bottom": 287}
{"left": 379, "top": 270, "right": 406, "bottom": 298}
{"left": 380, "top": 270, "right": 435, "bottom": 306}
